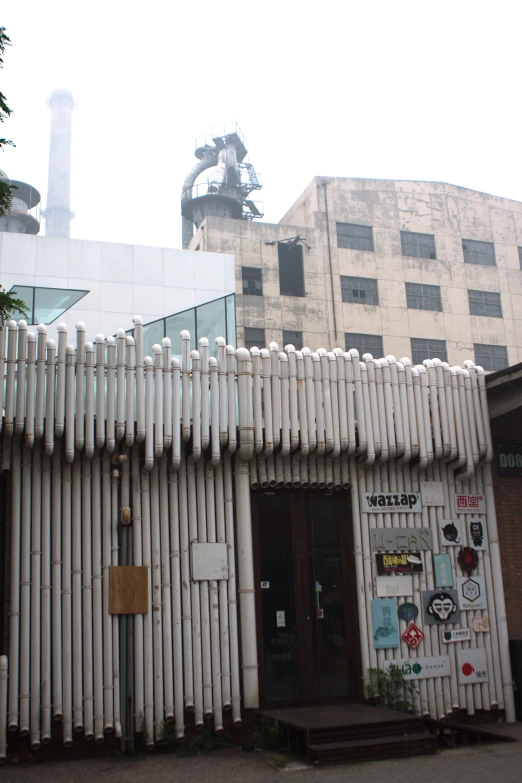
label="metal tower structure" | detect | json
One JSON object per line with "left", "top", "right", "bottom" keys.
{"left": 0, "top": 169, "right": 41, "bottom": 234}
{"left": 181, "top": 123, "right": 263, "bottom": 248}
{"left": 44, "top": 88, "right": 75, "bottom": 238}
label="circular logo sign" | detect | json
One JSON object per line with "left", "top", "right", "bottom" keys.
{"left": 398, "top": 602, "right": 418, "bottom": 623}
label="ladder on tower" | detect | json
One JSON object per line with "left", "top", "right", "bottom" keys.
{"left": 243, "top": 162, "right": 261, "bottom": 190}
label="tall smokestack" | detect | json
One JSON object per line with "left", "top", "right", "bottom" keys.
{"left": 44, "top": 88, "right": 74, "bottom": 238}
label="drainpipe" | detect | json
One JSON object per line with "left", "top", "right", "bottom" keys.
{"left": 322, "top": 182, "right": 338, "bottom": 342}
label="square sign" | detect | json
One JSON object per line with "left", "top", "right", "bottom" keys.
{"left": 457, "top": 647, "right": 488, "bottom": 684}
{"left": 439, "top": 519, "right": 463, "bottom": 547}
{"left": 455, "top": 494, "right": 486, "bottom": 514}
{"left": 421, "top": 481, "right": 445, "bottom": 506}
{"left": 467, "top": 518, "right": 487, "bottom": 550}
{"left": 423, "top": 589, "right": 460, "bottom": 626}
{"left": 456, "top": 577, "right": 487, "bottom": 610}
{"left": 372, "top": 598, "right": 399, "bottom": 649}
{"left": 402, "top": 623, "right": 425, "bottom": 650}
{"left": 434, "top": 554, "right": 454, "bottom": 588}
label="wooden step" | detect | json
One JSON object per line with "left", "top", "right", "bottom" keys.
{"left": 308, "top": 718, "right": 426, "bottom": 745}
{"left": 308, "top": 731, "right": 438, "bottom": 765}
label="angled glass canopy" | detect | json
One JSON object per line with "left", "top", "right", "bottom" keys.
{"left": 8, "top": 285, "right": 89, "bottom": 324}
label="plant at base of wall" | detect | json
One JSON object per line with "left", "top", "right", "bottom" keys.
{"left": 178, "top": 717, "right": 229, "bottom": 756}
{"left": 366, "top": 665, "right": 418, "bottom": 713}
{"left": 250, "top": 716, "right": 285, "bottom": 751}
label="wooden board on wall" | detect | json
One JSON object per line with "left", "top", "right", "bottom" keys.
{"left": 109, "top": 566, "right": 148, "bottom": 614}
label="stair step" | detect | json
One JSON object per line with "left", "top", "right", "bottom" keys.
{"left": 308, "top": 720, "right": 426, "bottom": 744}
{"left": 308, "top": 732, "right": 438, "bottom": 764}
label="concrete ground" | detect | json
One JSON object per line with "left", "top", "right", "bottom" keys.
{"left": 1, "top": 723, "right": 521, "bottom": 783}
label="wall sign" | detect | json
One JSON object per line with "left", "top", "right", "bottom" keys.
{"left": 261, "top": 581, "right": 270, "bottom": 589}
{"left": 372, "top": 598, "right": 399, "bottom": 649}
{"left": 276, "top": 610, "right": 286, "bottom": 628}
{"left": 423, "top": 590, "right": 460, "bottom": 626}
{"left": 434, "top": 554, "right": 454, "bottom": 588}
{"left": 398, "top": 602, "right": 418, "bottom": 623}
{"left": 376, "top": 575, "right": 413, "bottom": 598}
{"left": 402, "top": 623, "right": 424, "bottom": 650}
{"left": 376, "top": 553, "right": 423, "bottom": 575}
{"left": 442, "top": 628, "right": 471, "bottom": 644}
{"left": 371, "top": 528, "right": 433, "bottom": 552}
{"left": 439, "top": 519, "right": 463, "bottom": 546}
{"left": 472, "top": 617, "right": 490, "bottom": 633}
{"left": 456, "top": 577, "right": 487, "bottom": 610}
{"left": 467, "top": 518, "right": 487, "bottom": 550}
{"left": 384, "top": 656, "right": 451, "bottom": 680}
{"left": 458, "top": 547, "right": 478, "bottom": 576}
{"left": 457, "top": 648, "right": 488, "bottom": 684}
{"left": 455, "top": 494, "right": 486, "bottom": 514}
{"left": 362, "top": 492, "right": 421, "bottom": 513}
{"left": 497, "top": 445, "right": 522, "bottom": 477}
{"left": 420, "top": 481, "right": 445, "bottom": 507}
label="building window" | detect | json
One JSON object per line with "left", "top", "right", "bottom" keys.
{"left": 410, "top": 338, "right": 447, "bottom": 364}
{"left": 278, "top": 242, "right": 305, "bottom": 297}
{"left": 468, "top": 289, "right": 502, "bottom": 318}
{"left": 462, "top": 239, "right": 496, "bottom": 266}
{"left": 242, "top": 266, "right": 263, "bottom": 296}
{"left": 474, "top": 343, "right": 508, "bottom": 372}
{"left": 400, "top": 231, "right": 436, "bottom": 260}
{"left": 518, "top": 246, "right": 522, "bottom": 269}
{"left": 283, "top": 330, "right": 303, "bottom": 350}
{"left": 8, "top": 285, "right": 89, "bottom": 324}
{"left": 405, "top": 282, "right": 442, "bottom": 312}
{"left": 244, "top": 327, "right": 265, "bottom": 351}
{"left": 344, "top": 332, "right": 383, "bottom": 357}
{"left": 340, "top": 276, "right": 379, "bottom": 305}
{"left": 336, "top": 222, "right": 374, "bottom": 252}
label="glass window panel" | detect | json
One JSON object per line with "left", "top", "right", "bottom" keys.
{"left": 406, "top": 282, "right": 442, "bottom": 311}
{"left": 196, "top": 297, "right": 226, "bottom": 358}
{"left": 400, "top": 231, "right": 437, "bottom": 259}
{"left": 410, "top": 338, "right": 447, "bottom": 364}
{"left": 33, "top": 287, "right": 88, "bottom": 324}
{"left": 340, "top": 276, "right": 378, "bottom": 305}
{"left": 226, "top": 294, "right": 236, "bottom": 347}
{"left": 7, "top": 285, "right": 34, "bottom": 321}
{"left": 283, "top": 330, "right": 303, "bottom": 350}
{"left": 142, "top": 318, "right": 165, "bottom": 358}
{"left": 244, "top": 327, "right": 265, "bottom": 351}
{"left": 336, "top": 223, "right": 374, "bottom": 252}
{"left": 165, "top": 309, "right": 196, "bottom": 361}
{"left": 518, "top": 246, "right": 522, "bottom": 269}
{"left": 462, "top": 239, "right": 496, "bottom": 266}
{"left": 242, "top": 267, "right": 263, "bottom": 296}
{"left": 468, "top": 289, "right": 502, "bottom": 318}
{"left": 473, "top": 343, "right": 508, "bottom": 372}
{"left": 344, "top": 332, "right": 383, "bottom": 357}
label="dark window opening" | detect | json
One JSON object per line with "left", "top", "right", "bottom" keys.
{"left": 341, "top": 276, "right": 378, "bottom": 305}
{"left": 410, "top": 338, "right": 447, "bottom": 365}
{"left": 405, "top": 282, "right": 442, "bottom": 312}
{"left": 278, "top": 242, "right": 305, "bottom": 297}
{"left": 344, "top": 332, "right": 383, "bottom": 357}
{"left": 242, "top": 266, "right": 263, "bottom": 296}
{"left": 474, "top": 343, "right": 508, "bottom": 372}
{"left": 401, "top": 231, "right": 437, "bottom": 260}
{"left": 336, "top": 222, "right": 374, "bottom": 252}
{"left": 518, "top": 246, "right": 522, "bottom": 269}
{"left": 468, "top": 289, "right": 502, "bottom": 318}
{"left": 283, "top": 330, "right": 303, "bottom": 350}
{"left": 462, "top": 239, "right": 496, "bottom": 267}
{"left": 244, "top": 327, "right": 265, "bottom": 351}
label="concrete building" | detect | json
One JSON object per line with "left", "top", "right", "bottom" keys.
{"left": 188, "top": 177, "right": 522, "bottom": 371}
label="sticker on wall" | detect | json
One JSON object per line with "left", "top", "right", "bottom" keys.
{"left": 456, "top": 577, "right": 487, "bottom": 611}
{"left": 376, "top": 552, "right": 423, "bottom": 575}
{"left": 362, "top": 492, "right": 421, "bottom": 513}
{"left": 276, "top": 610, "right": 286, "bottom": 628}
{"left": 472, "top": 617, "right": 490, "bottom": 633}
{"left": 467, "top": 518, "right": 487, "bottom": 550}
{"left": 376, "top": 575, "right": 413, "bottom": 598}
{"left": 316, "top": 609, "right": 324, "bottom": 619}
{"left": 370, "top": 528, "right": 433, "bottom": 552}
{"left": 420, "top": 481, "right": 445, "bottom": 507}
{"left": 398, "top": 602, "right": 419, "bottom": 623}
{"left": 455, "top": 494, "right": 486, "bottom": 514}
{"left": 439, "top": 519, "right": 462, "bottom": 546}
{"left": 457, "top": 647, "right": 488, "bottom": 684}
{"left": 371, "top": 598, "right": 399, "bottom": 649}
{"left": 383, "top": 656, "right": 451, "bottom": 681}
{"left": 442, "top": 628, "right": 471, "bottom": 644}
{"left": 423, "top": 590, "right": 460, "bottom": 626}
{"left": 458, "top": 547, "right": 478, "bottom": 576}
{"left": 433, "top": 553, "right": 454, "bottom": 588}
{"left": 402, "top": 623, "right": 425, "bottom": 650}
{"left": 261, "top": 581, "right": 270, "bottom": 589}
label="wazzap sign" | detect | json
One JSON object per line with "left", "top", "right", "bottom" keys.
{"left": 362, "top": 492, "right": 421, "bottom": 513}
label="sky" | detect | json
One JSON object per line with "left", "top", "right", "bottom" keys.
{"left": 2, "top": 0, "right": 522, "bottom": 250}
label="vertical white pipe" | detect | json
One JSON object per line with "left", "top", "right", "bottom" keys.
{"left": 55, "top": 323, "right": 67, "bottom": 438}
{"left": 251, "top": 347, "right": 264, "bottom": 454}
{"left": 102, "top": 453, "right": 114, "bottom": 734}
{"left": 360, "top": 364, "right": 376, "bottom": 466}
{"left": 75, "top": 322, "right": 86, "bottom": 451}
{"left": 62, "top": 462, "right": 73, "bottom": 745}
{"left": 319, "top": 349, "right": 334, "bottom": 453}
{"left": 302, "top": 348, "right": 316, "bottom": 453}
{"left": 84, "top": 342, "right": 94, "bottom": 459}
{"left": 190, "top": 350, "right": 201, "bottom": 461}
{"left": 126, "top": 337, "right": 136, "bottom": 448}
{"left": 196, "top": 460, "right": 213, "bottom": 717}
{"left": 81, "top": 457, "right": 94, "bottom": 740}
{"left": 209, "top": 357, "right": 220, "bottom": 466}
{"left": 41, "top": 453, "right": 52, "bottom": 743}
{"left": 296, "top": 350, "right": 309, "bottom": 456}
{"left": 106, "top": 337, "right": 116, "bottom": 454}
{"left": 327, "top": 352, "right": 340, "bottom": 457}
{"left": 44, "top": 340, "right": 56, "bottom": 456}
{"left": 261, "top": 349, "right": 274, "bottom": 455}
{"left": 181, "top": 331, "right": 191, "bottom": 443}
{"left": 178, "top": 452, "right": 194, "bottom": 711}
{"left": 224, "top": 452, "right": 242, "bottom": 723}
{"left": 134, "top": 316, "right": 146, "bottom": 443}
{"left": 171, "top": 358, "right": 181, "bottom": 470}
{"left": 168, "top": 466, "right": 185, "bottom": 738}
{"left": 215, "top": 461, "right": 231, "bottom": 710}
{"left": 95, "top": 335, "right": 106, "bottom": 450}
{"left": 51, "top": 447, "right": 63, "bottom": 720}
{"left": 30, "top": 444, "right": 41, "bottom": 750}
{"left": 199, "top": 337, "right": 209, "bottom": 452}
{"left": 35, "top": 326, "right": 48, "bottom": 438}
{"left": 334, "top": 348, "right": 348, "bottom": 452}
{"left": 116, "top": 329, "right": 126, "bottom": 442}
{"left": 19, "top": 445, "right": 31, "bottom": 737}
{"left": 187, "top": 457, "right": 204, "bottom": 726}
{"left": 149, "top": 462, "right": 164, "bottom": 740}
{"left": 15, "top": 320, "right": 28, "bottom": 437}
{"left": 216, "top": 337, "right": 228, "bottom": 447}
{"left": 0, "top": 325, "right": 6, "bottom": 435}
{"left": 269, "top": 342, "right": 281, "bottom": 450}
{"left": 92, "top": 452, "right": 104, "bottom": 743}
{"left": 312, "top": 352, "right": 325, "bottom": 454}
{"left": 163, "top": 337, "right": 172, "bottom": 451}
{"left": 286, "top": 345, "right": 299, "bottom": 451}
{"left": 0, "top": 657, "right": 7, "bottom": 761}
{"left": 4, "top": 321, "right": 18, "bottom": 438}
{"left": 226, "top": 345, "right": 237, "bottom": 454}
{"left": 153, "top": 344, "right": 165, "bottom": 459}
{"left": 159, "top": 455, "right": 175, "bottom": 722}
{"left": 25, "top": 332, "right": 36, "bottom": 449}
{"left": 130, "top": 447, "right": 144, "bottom": 734}
{"left": 206, "top": 463, "right": 223, "bottom": 731}
{"left": 140, "top": 467, "right": 154, "bottom": 747}
{"left": 65, "top": 346, "right": 75, "bottom": 464}
{"left": 111, "top": 468, "right": 122, "bottom": 739}
{"left": 144, "top": 357, "right": 154, "bottom": 471}
{"left": 279, "top": 352, "right": 290, "bottom": 457}
{"left": 72, "top": 458, "right": 84, "bottom": 733}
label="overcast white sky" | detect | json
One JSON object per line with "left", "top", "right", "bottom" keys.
{"left": 2, "top": 1, "right": 522, "bottom": 250}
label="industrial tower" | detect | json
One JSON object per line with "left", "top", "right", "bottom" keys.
{"left": 44, "top": 88, "right": 75, "bottom": 238}
{"left": 181, "top": 124, "right": 263, "bottom": 248}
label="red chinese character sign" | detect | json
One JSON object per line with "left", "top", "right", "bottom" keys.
{"left": 402, "top": 623, "right": 425, "bottom": 650}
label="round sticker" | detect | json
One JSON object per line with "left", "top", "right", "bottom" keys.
{"left": 398, "top": 602, "right": 418, "bottom": 623}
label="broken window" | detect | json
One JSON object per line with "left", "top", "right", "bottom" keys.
{"left": 242, "top": 266, "right": 263, "bottom": 296}
{"left": 341, "top": 276, "right": 378, "bottom": 305}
